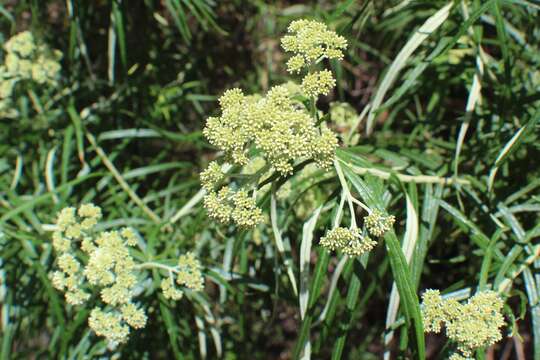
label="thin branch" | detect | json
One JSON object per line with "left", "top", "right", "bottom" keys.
{"left": 340, "top": 159, "right": 470, "bottom": 185}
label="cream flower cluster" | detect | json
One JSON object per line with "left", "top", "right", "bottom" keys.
{"left": 320, "top": 227, "right": 376, "bottom": 256}
{"left": 1, "top": 31, "right": 62, "bottom": 117}
{"left": 281, "top": 20, "right": 346, "bottom": 99}
{"left": 364, "top": 210, "right": 396, "bottom": 237}
{"left": 422, "top": 289, "right": 505, "bottom": 358}
{"left": 329, "top": 102, "right": 358, "bottom": 128}
{"left": 201, "top": 87, "right": 337, "bottom": 228}
{"left": 300, "top": 69, "right": 336, "bottom": 98}
{"left": 203, "top": 185, "right": 264, "bottom": 228}
{"left": 201, "top": 19, "right": 346, "bottom": 229}
{"left": 160, "top": 252, "right": 205, "bottom": 300}
{"left": 449, "top": 354, "right": 471, "bottom": 360}
{"left": 281, "top": 19, "right": 347, "bottom": 73}
{"left": 320, "top": 209, "right": 395, "bottom": 256}
{"left": 204, "top": 86, "right": 337, "bottom": 174}
{"left": 50, "top": 204, "right": 204, "bottom": 346}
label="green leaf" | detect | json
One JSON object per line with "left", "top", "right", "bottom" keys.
{"left": 488, "top": 113, "right": 540, "bottom": 191}
{"left": 366, "top": 2, "right": 453, "bottom": 134}
{"left": 300, "top": 206, "right": 322, "bottom": 319}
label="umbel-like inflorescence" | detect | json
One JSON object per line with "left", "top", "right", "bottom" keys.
{"left": 364, "top": 210, "right": 396, "bottom": 237}
{"left": 301, "top": 69, "right": 336, "bottom": 98}
{"left": 281, "top": 19, "right": 347, "bottom": 73}
{"left": 421, "top": 289, "right": 506, "bottom": 358}
{"left": 1, "top": 31, "right": 62, "bottom": 117}
{"left": 204, "top": 86, "right": 337, "bottom": 174}
{"left": 161, "top": 252, "right": 205, "bottom": 300}
{"left": 50, "top": 204, "right": 204, "bottom": 346}
{"left": 203, "top": 185, "right": 265, "bottom": 227}
{"left": 320, "top": 227, "right": 376, "bottom": 256}
{"left": 321, "top": 208, "right": 395, "bottom": 257}
{"left": 201, "top": 19, "right": 346, "bottom": 229}
{"left": 282, "top": 20, "right": 346, "bottom": 101}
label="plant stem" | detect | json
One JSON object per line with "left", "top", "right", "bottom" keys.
{"left": 135, "top": 262, "right": 178, "bottom": 273}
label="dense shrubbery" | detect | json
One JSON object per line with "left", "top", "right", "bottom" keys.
{"left": 1, "top": 1, "right": 539, "bottom": 359}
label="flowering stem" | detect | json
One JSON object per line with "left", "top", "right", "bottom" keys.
{"left": 333, "top": 190, "right": 347, "bottom": 228}
{"left": 245, "top": 163, "right": 271, "bottom": 187}
{"left": 350, "top": 196, "right": 371, "bottom": 213}
{"left": 257, "top": 159, "right": 312, "bottom": 189}
{"left": 310, "top": 97, "right": 317, "bottom": 120}
{"left": 27, "top": 89, "right": 44, "bottom": 114}
{"left": 333, "top": 159, "right": 357, "bottom": 228}
{"left": 135, "top": 262, "right": 178, "bottom": 274}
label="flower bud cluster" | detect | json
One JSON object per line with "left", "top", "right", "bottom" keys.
{"left": 200, "top": 161, "right": 224, "bottom": 191}
{"left": 201, "top": 19, "right": 345, "bottom": 229}
{"left": 364, "top": 210, "right": 396, "bottom": 237}
{"left": 204, "top": 86, "right": 337, "bottom": 175}
{"left": 50, "top": 204, "right": 204, "bottom": 346}
{"left": 301, "top": 70, "right": 336, "bottom": 98}
{"left": 449, "top": 354, "right": 471, "bottom": 360}
{"left": 203, "top": 186, "right": 264, "bottom": 228}
{"left": 329, "top": 102, "right": 358, "bottom": 129}
{"left": 160, "top": 252, "right": 205, "bottom": 301}
{"left": 281, "top": 20, "right": 347, "bottom": 73}
{"left": 320, "top": 227, "right": 376, "bottom": 256}
{"left": 421, "top": 289, "right": 505, "bottom": 358}
{"left": 1, "top": 31, "right": 62, "bottom": 117}
{"left": 281, "top": 20, "right": 346, "bottom": 99}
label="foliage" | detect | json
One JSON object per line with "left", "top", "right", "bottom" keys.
{"left": 1, "top": 1, "right": 539, "bottom": 359}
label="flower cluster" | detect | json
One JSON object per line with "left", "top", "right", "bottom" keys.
{"left": 449, "top": 354, "right": 471, "bottom": 360}
{"left": 200, "top": 161, "right": 224, "bottom": 191}
{"left": 421, "top": 289, "right": 506, "bottom": 358}
{"left": 282, "top": 20, "right": 346, "bottom": 101}
{"left": 301, "top": 70, "right": 336, "bottom": 98}
{"left": 50, "top": 204, "right": 204, "bottom": 346}
{"left": 201, "top": 19, "right": 346, "bottom": 229}
{"left": 281, "top": 19, "right": 347, "bottom": 73}
{"left": 364, "top": 210, "right": 396, "bottom": 237}
{"left": 1, "top": 31, "right": 62, "bottom": 117}
{"left": 161, "top": 252, "right": 205, "bottom": 300}
{"left": 203, "top": 186, "right": 264, "bottom": 227}
{"left": 320, "top": 227, "right": 376, "bottom": 256}
{"left": 204, "top": 86, "right": 337, "bottom": 174}
{"left": 202, "top": 85, "right": 337, "bottom": 228}
{"left": 329, "top": 102, "right": 358, "bottom": 129}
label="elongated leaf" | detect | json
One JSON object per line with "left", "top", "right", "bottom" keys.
{"left": 331, "top": 264, "right": 361, "bottom": 360}
{"left": 439, "top": 200, "right": 492, "bottom": 252}
{"left": 412, "top": 185, "right": 442, "bottom": 288}
{"left": 384, "top": 190, "right": 418, "bottom": 359}
{"left": 454, "top": 53, "right": 484, "bottom": 177}
{"left": 300, "top": 206, "right": 322, "bottom": 319}
{"left": 270, "top": 191, "right": 298, "bottom": 296}
{"left": 488, "top": 114, "right": 539, "bottom": 191}
{"left": 523, "top": 268, "right": 540, "bottom": 359}
{"left": 366, "top": 2, "right": 453, "bottom": 134}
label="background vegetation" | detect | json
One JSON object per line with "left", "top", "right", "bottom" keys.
{"left": 1, "top": 0, "right": 539, "bottom": 359}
